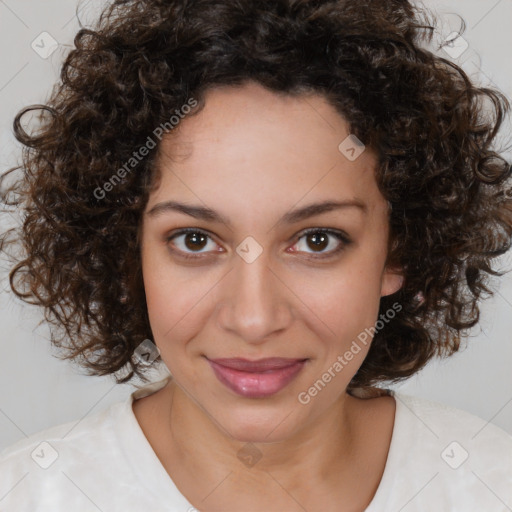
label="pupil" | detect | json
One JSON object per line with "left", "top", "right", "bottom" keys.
{"left": 308, "top": 232, "right": 328, "bottom": 252}
{"left": 185, "top": 233, "right": 207, "bottom": 251}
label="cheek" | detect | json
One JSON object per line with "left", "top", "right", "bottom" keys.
{"left": 304, "top": 258, "right": 384, "bottom": 330}
{"left": 141, "top": 246, "right": 219, "bottom": 351}
{"left": 142, "top": 245, "right": 188, "bottom": 340}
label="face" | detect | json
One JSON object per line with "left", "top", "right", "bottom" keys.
{"left": 141, "top": 81, "right": 403, "bottom": 442}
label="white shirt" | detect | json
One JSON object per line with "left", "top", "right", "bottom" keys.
{"left": 1, "top": 376, "right": 511, "bottom": 511}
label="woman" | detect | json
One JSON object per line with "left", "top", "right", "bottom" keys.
{"left": 1, "top": 0, "right": 511, "bottom": 510}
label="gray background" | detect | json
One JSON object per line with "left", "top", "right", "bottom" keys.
{"left": 1, "top": 0, "right": 511, "bottom": 451}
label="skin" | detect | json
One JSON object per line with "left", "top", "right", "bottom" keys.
{"left": 135, "top": 81, "right": 404, "bottom": 511}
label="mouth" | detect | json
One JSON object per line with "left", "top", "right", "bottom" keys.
{"left": 206, "top": 357, "right": 308, "bottom": 398}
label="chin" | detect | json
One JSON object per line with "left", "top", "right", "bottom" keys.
{"left": 213, "top": 403, "right": 301, "bottom": 444}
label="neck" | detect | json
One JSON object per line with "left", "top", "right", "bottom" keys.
{"left": 165, "top": 379, "right": 359, "bottom": 488}
{"left": 133, "top": 377, "right": 396, "bottom": 511}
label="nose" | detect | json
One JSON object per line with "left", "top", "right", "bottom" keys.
{"left": 216, "top": 249, "right": 293, "bottom": 344}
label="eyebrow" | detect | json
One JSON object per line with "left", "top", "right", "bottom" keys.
{"left": 146, "top": 199, "right": 368, "bottom": 226}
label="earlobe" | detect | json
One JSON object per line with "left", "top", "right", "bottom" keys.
{"left": 380, "top": 270, "right": 404, "bottom": 297}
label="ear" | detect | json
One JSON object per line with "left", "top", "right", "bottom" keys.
{"left": 380, "top": 267, "right": 404, "bottom": 297}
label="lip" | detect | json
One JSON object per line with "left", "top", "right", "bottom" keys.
{"left": 207, "top": 357, "right": 307, "bottom": 398}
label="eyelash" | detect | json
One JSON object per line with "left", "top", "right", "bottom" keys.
{"left": 165, "top": 227, "right": 352, "bottom": 261}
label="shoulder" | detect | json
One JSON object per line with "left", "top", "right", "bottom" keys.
{"left": 0, "top": 398, "right": 126, "bottom": 465}
{"left": 0, "top": 400, "right": 128, "bottom": 510}
{"left": 368, "top": 391, "right": 512, "bottom": 511}
{"left": 0, "top": 376, "right": 171, "bottom": 467}
{"left": 394, "top": 391, "right": 512, "bottom": 454}
{"left": 0, "top": 376, "right": 176, "bottom": 511}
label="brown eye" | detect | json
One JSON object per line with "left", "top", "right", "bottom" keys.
{"left": 291, "top": 228, "right": 351, "bottom": 258}
{"left": 305, "top": 232, "right": 329, "bottom": 252}
{"left": 183, "top": 232, "right": 208, "bottom": 251}
{"left": 166, "top": 229, "right": 220, "bottom": 259}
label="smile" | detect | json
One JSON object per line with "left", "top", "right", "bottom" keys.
{"left": 206, "top": 357, "right": 308, "bottom": 398}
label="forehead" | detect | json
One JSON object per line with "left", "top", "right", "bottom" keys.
{"left": 150, "top": 82, "right": 384, "bottom": 215}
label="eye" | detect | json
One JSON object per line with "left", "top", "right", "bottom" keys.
{"left": 166, "top": 228, "right": 221, "bottom": 260}
{"left": 165, "top": 227, "right": 352, "bottom": 261}
{"left": 290, "top": 228, "right": 351, "bottom": 258}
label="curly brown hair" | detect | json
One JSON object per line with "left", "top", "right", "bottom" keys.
{"left": 1, "top": 0, "right": 511, "bottom": 394}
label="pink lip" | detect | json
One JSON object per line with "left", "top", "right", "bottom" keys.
{"left": 207, "top": 357, "right": 307, "bottom": 398}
